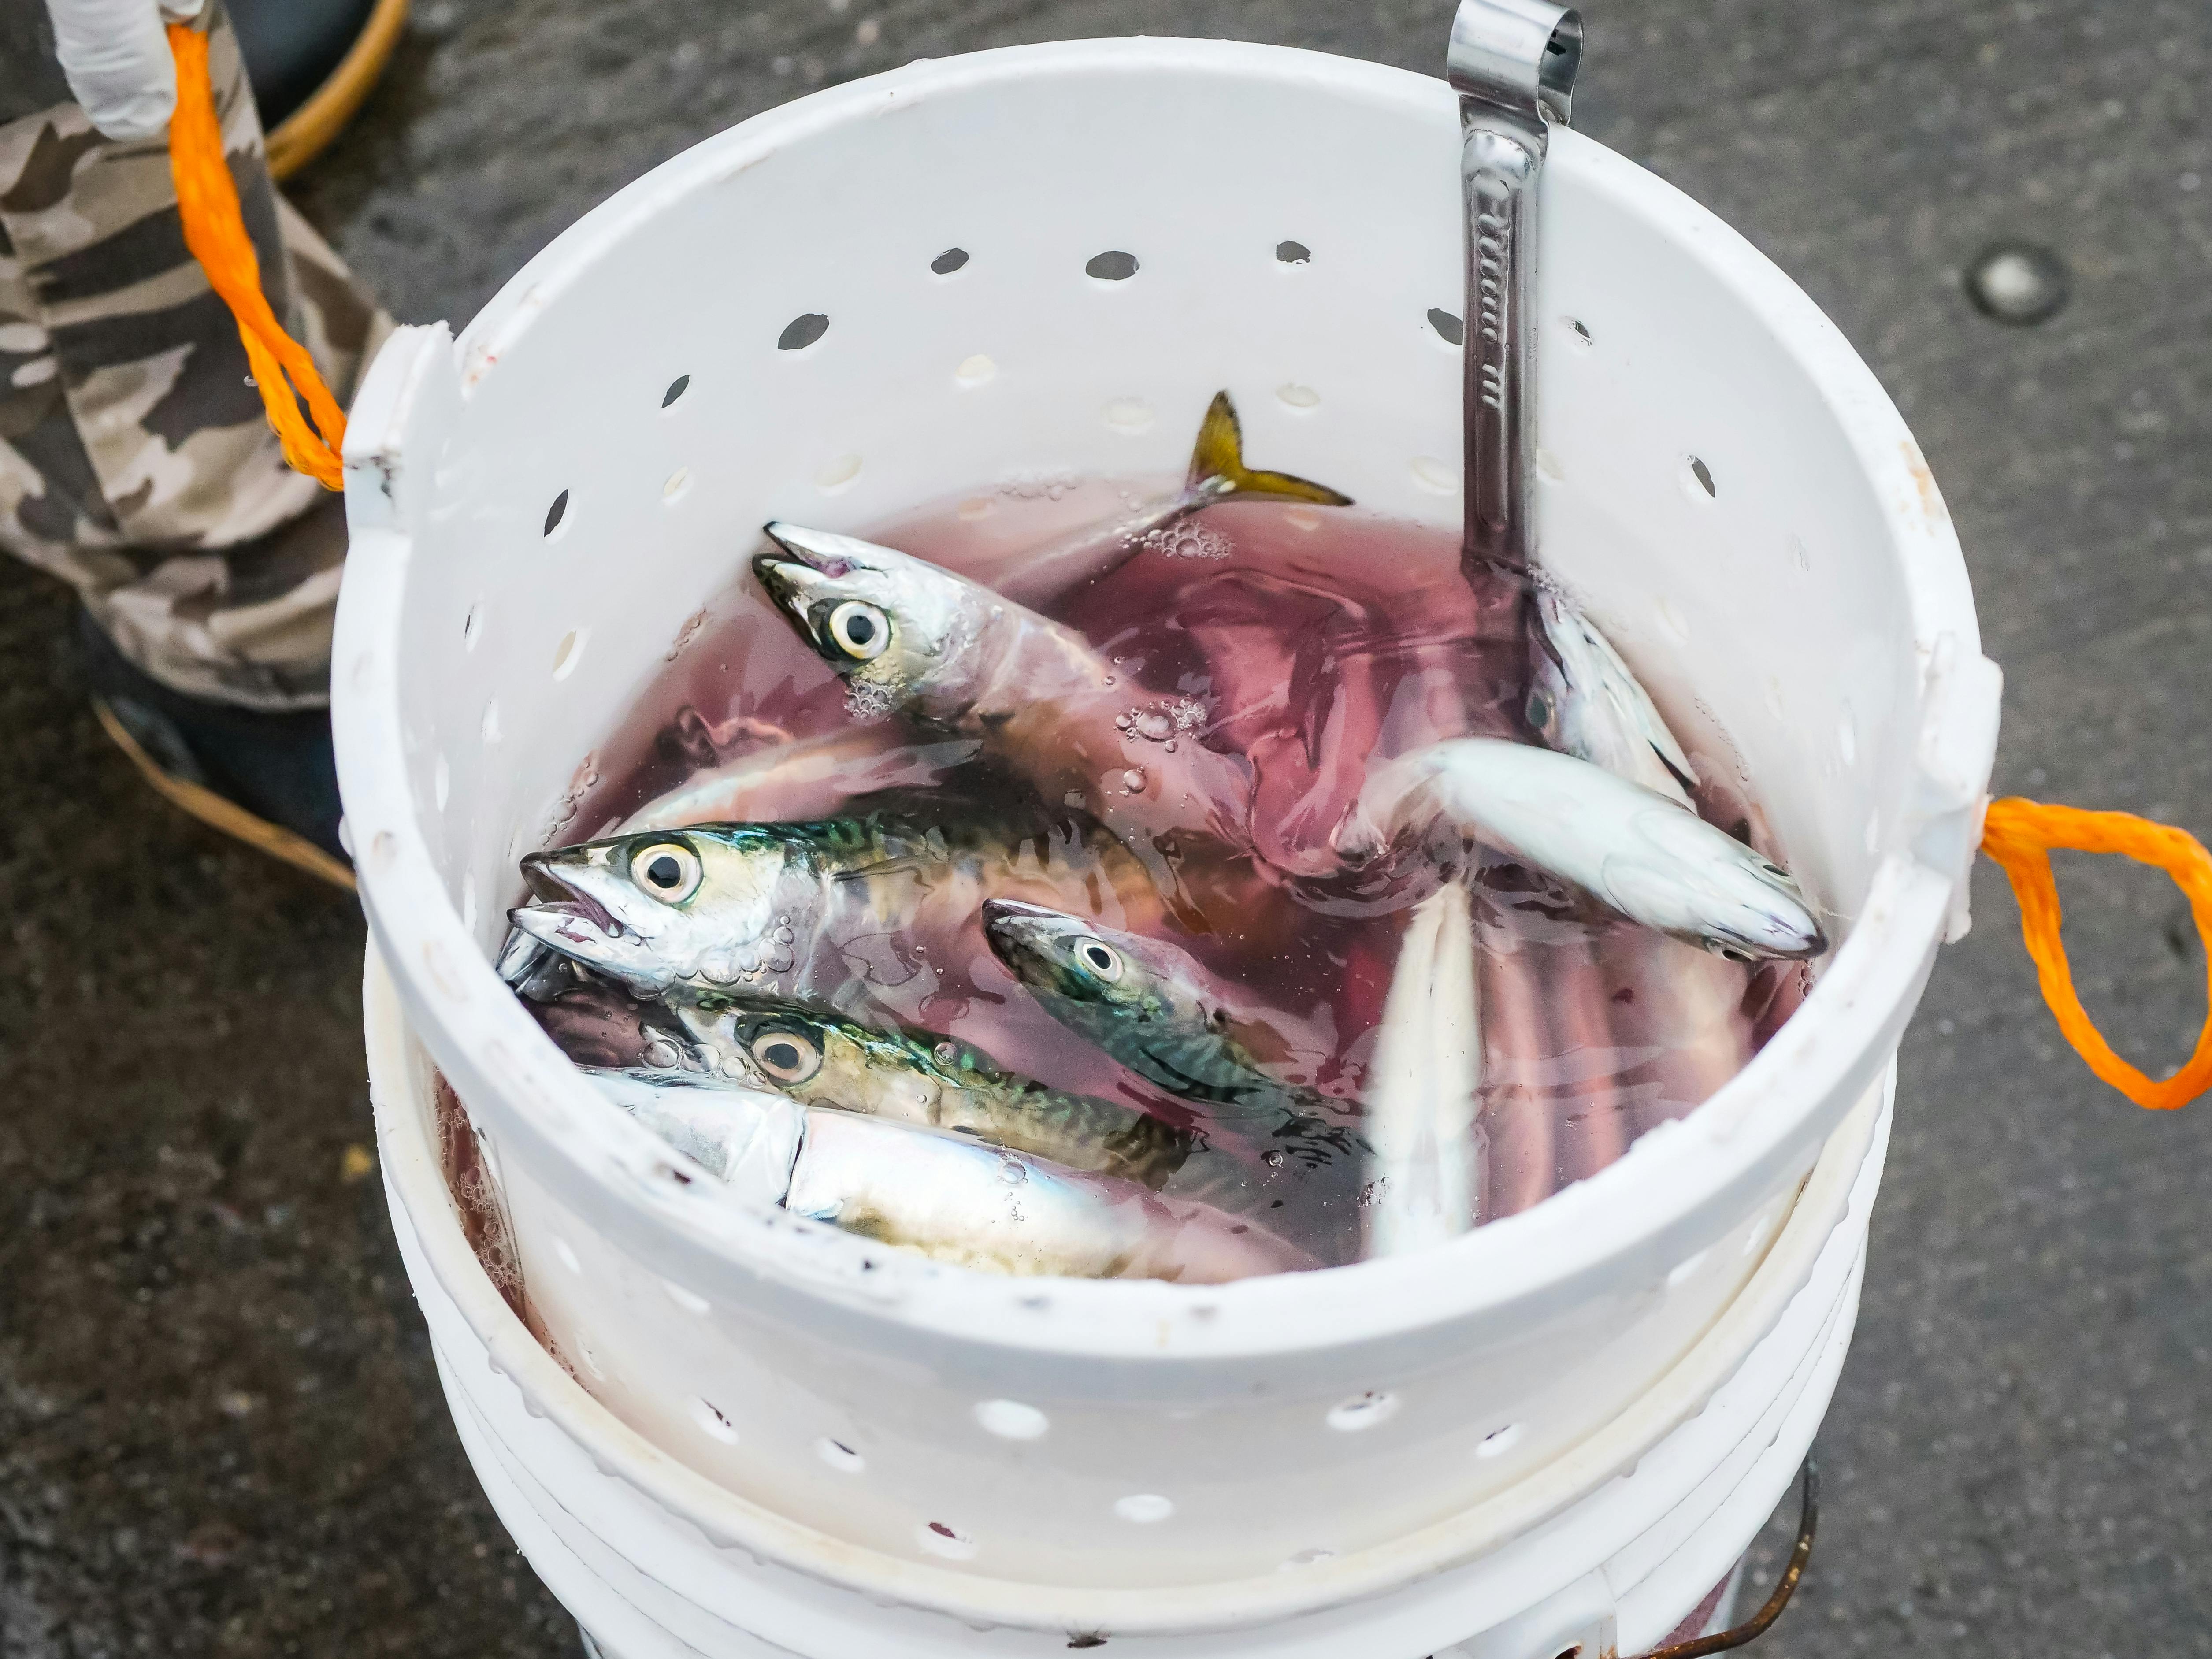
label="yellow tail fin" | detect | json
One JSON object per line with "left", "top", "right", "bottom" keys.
{"left": 1185, "top": 391, "right": 1354, "bottom": 507}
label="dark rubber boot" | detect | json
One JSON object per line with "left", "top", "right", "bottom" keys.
{"left": 229, "top": 0, "right": 408, "bottom": 179}
{"left": 78, "top": 610, "right": 353, "bottom": 889}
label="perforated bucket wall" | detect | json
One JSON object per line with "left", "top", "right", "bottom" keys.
{"left": 333, "top": 37, "right": 1996, "bottom": 1600}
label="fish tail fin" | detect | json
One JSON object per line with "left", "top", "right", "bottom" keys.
{"left": 1186, "top": 391, "right": 1353, "bottom": 507}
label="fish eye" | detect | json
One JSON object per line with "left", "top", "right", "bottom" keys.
{"left": 750, "top": 1029, "right": 822, "bottom": 1084}
{"left": 827, "top": 600, "right": 890, "bottom": 661}
{"left": 1076, "top": 938, "right": 1124, "bottom": 981}
{"left": 629, "top": 841, "right": 702, "bottom": 903}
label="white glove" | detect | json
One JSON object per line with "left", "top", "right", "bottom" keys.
{"left": 44, "top": 0, "right": 208, "bottom": 142}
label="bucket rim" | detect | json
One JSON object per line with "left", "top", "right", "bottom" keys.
{"left": 335, "top": 34, "right": 1988, "bottom": 1359}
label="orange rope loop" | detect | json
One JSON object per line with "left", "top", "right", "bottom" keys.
{"left": 165, "top": 24, "right": 346, "bottom": 488}
{"left": 1980, "top": 798, "right": 2212, "bottom": 1110}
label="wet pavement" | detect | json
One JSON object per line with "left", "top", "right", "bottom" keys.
{"left": 4, "top": 1, "right": 2210, "bottom": 1654}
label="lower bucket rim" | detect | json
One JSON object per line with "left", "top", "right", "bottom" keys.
{"left": 335, "top": 35, "right": 1987, "bottom": 1358}
{"left": 373, "top": 942, "right": 1888, "bottom": 1628}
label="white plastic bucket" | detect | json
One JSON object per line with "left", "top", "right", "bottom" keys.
{"left": 334, "top": 35, "right": 2000, "bottom": 1655}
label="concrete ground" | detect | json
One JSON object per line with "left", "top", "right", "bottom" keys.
{"left": 4, "top": 0, "right": 2210, "bottom": 1653}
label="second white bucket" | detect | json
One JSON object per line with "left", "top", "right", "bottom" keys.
{"left": 333, "top": 35, "right": 2000, "bottom": 1656}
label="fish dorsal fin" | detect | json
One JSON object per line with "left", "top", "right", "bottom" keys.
{"left": 1186, "top": 391, "right": 1353, "bottom": 508}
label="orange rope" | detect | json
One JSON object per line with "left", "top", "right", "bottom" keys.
{"left": 165, "top": 23, "right": 346, "bottom": 488}
{"left": 1980, "top": 798, "right": 2212, "bottom": 1109}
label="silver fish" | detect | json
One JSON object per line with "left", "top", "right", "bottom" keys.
{"left": 581, "top": 1066, "right": 805, "bottom": 1201}
{"left": 671, "top": 998, "right": 1202, "bottom": 1190}
{"left": 981, "top": 899, "right": 1371, "bottom": 1262}
{"left": 581, "top": 1067, "right": 1311, "bottom": 1281}
{"left": 1362, "top": 882, "right": 1482, "bottom": 1257}
{"left": 1528, "top": 581, "right": 1697, "bottom": 807}
{"left": 978, "top": 899, "right": 1357, "bottom": 1146}
{"left": 618, "top": 729, "right": 980, "bottom": 834}
{"left": 506, "top": 802, "right": 1161, "bottom": 1005}
{"left": 672, "top": 995, "right": 1357, "bottom": 1261}
{"left": 497, "top": 926, "right": 572, "bottom": 1001}
{"left": 751, "top": 525, "right": 1265, "bottom": 881}
{"left": 497, "top": 729, "right": 980, "bottom": 997}
{"left": 1346, "top": 737, "right": 1826, "bottom": 961}
{"left": 994, "top": 391, "right": 1351, "bottom": 605}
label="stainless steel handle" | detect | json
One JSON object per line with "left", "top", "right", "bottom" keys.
{"left": 1449, "top": 0, "right": 1581, "bottom": 572}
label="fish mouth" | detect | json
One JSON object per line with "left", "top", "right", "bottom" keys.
{"left": 761, "top": 521, "right": 866, "bottom": 576}
{"left": 754, "top": 524, "right": 868, "bottom": 622}
{"left": 511, "top": 853, "right": 635, "bottom": 955}
{"left": 981, "top": 897, "right": 1065, "bottom": 941}
{"left": 981, "top": 898, "right": 1088, "bottom": 975}
{"left": 750, "top": 554, "right": 818, "bottom": 637}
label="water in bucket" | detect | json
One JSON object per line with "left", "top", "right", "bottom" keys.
{"left": 479, "top": 401, "right": 1820, "bottom": 1283}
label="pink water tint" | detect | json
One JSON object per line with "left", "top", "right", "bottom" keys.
{"left": 522, "top": 477, "right": 1805, "bottom": 1238}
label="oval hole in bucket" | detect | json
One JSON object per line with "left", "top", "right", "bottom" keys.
{"left": 1427, "top": 308, "right": 1465, "bottom": 346}
{"left": 1685, "top": 456, "right": 1717, "bottom": 499}
{"left": 917, "top": 1520, "right": 977, "bottom": 1560}
{"left": 1477, "top": 1422, "right": 1523, "bottom": 1458}
{"left": 1085, "top": 249, "right": 1139, "bottom": 281}
{"left": 778, "top": 312, "right": 829, "bottom": 351}
{"left": 816, "top": 1437, "right": 866, "bottom": 1473}
{"left": 689, "top": 1398, "right": 739, "bottom": 1443}
{"left": 1325, "top": 1390, "right": 1398, "bottom": 1432}
{"left": 1568, "top": 317, "right": 1593, "bottom": 346}
{"left": 931, "top": 247, "right": 969, "bottom": 275}
{"left": 661, "top": 374, "right": 690, "bottom": 407}
{"left": 1113, "top": 1493, "right": 1174, "bottom": 1524}
{"left": 975, "top": 1398, "right": 1048, "bottom": 1440}
{"left": 1275, "top": 239, "right": 1311, "bottom": 264}
{"left": 542, "top": 489, "right": 569, "bottom": 537}
{"left": 552, "top": 628, "right": 587, "bottom": 680}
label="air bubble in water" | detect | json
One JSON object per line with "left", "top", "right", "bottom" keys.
{"left": 999, "top": 469, "right": 1078, "bottom": 502}
{"left": 1263, "top": 1149, "right": 1288, "bottom": 1170}
{"left": 998, "top": 1157, "right": 1028, "bottom": 1185}
{"left": 846, "top": 679, "right": 895, "bottom": 722}
{"left": 1142, "top": 521, "right": 1231, "bottom": 560}
{"left": 1120, "top": 768, "right": 1147, "bottom": 793}
{"left": 1121, "top": 698, "right": 1206, "bottom": 746}
{"left": 934, "top": 1041, "right": 959, "bottom": 1063}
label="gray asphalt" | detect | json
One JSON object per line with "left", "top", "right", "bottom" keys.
{"left": 4, "top": 1, "right": 2210, "bottom": 1654}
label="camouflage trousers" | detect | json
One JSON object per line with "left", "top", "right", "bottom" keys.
{"left": 0, "top": 1, "right": 387, "bottom": 711}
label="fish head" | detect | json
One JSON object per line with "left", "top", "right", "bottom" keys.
{"left": 579, "top": 1066, "right": 805, "bottom": 1200}
{"left": 1525, "top": 587, "right": 1576, "bottom": 749}
{"left": 1614, "top": 808, "right": 1830, "bottom": 962}
{"left": 685, "top": 1000, "right": 946, "bottom": 1116}
{"left": 981, "top": 900, "right": 1184, "bottom": 1024}
{"left": 508, "top": 828, "right": 794, "bottom": 993}
{"left": 1530, "top": 584, "right": 1697, "bottom": 806}
{"left": 753, "top": 523, "right": 981, "bottom": 716}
